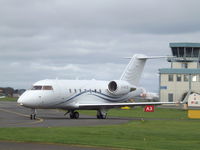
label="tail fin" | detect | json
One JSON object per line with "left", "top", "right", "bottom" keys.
{"left": 120, "top": 54, "right": 167, "bottom": 86}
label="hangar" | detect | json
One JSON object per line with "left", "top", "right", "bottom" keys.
{"left": 159, "top": 43, "right": 200, "bottom": 102}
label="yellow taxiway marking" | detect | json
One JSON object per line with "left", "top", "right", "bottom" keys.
{"left": 0, "top": 108, "right": 44, "bottom": 126}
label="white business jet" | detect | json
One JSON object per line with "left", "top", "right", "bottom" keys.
{"left": 18, "top": 54, "right": 174, "bottom": 120}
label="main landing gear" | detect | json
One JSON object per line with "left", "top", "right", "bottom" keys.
{"left": 97, "top": 110, "right": 107, "bottom": 119}
{"left": 30, "top": 109, "right": 37, "bottom": 120}
{"left": 70, "top": 111, "right": 79, "bottom": 119}
{"left": 64, "top": 110, "right": 107, "bottom": 119}
{"left": 65, "top": 110, "right": 79, "bottom": 119}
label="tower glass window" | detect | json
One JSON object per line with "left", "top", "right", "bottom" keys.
{"left": 172, "top": 47, "right": 178, "bottom": 57}
{"left": 178, "top": 47, "right": 184, "bottom": 57}
{"left": 186, "top": 47, "right": 192, "bottom": 57}
{"left": 193, "top": 48, "right": 200, "bottom": 57}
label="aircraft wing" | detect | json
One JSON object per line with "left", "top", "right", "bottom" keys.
{"left": 78, "top": 102, "right": 178, "bottom": 109}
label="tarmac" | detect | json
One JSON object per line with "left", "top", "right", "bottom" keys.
{"left": 0, "top": 101, "right": 131, "bottom": 127}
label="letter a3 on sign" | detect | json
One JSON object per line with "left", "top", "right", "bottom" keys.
{"left": 144, "top": 105, "right": 154, "bottom": 112}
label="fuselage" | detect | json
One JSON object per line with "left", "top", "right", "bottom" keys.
{"left": 18, "top": 79, "right": 144, "bottom": 109}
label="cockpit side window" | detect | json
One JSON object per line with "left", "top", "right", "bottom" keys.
{"left": 43, "top": 86, "right": 53, "bottom": 90}
{"left": 31, "top": 86, "right": 42, "bottom": 90}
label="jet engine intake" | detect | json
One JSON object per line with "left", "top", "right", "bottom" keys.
{"left": 108, "top": 80, "right": 136, "bottom": 95}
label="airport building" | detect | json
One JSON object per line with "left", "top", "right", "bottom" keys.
{"left": 159, "top": 43, "right": 200, "bottom": 102}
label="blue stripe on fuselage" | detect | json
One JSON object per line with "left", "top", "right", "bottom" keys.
{"left": 55, "top": 90, "right": 128, "bottom": 105}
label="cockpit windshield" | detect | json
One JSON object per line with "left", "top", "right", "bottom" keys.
{"left": 31, "top": 85, "right": 53, "bottom": 90}
{"left": 31, "top": 86, "right": 42, "bottom": 90}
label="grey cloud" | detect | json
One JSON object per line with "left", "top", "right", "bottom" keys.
{"left": 0, "top": 0, "right": 200, "bottom": 92}
{"left": 1, "top": 0, "right": 200, "bottom": 33}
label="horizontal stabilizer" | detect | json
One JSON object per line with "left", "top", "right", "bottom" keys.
{"left": 124, "top": 56, "right": 174, "bottom": 60}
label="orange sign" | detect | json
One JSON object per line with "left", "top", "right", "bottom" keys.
{"left": 144, "top": 105, "right": 154, "bottom": 112}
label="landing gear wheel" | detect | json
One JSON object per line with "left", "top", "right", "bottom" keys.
{"left": 97, "top": 114, "right": 100, "bottom": 119}
{"left": 30, "top": 114, "right": 36, "bottom": 120}
{"left": 70, "top": 113, "right": 74, "bottom": 119}
{"left": 99, "top": 114, "right": 107, "bottom": 119}
{"left": 97, "top": 110, "right": 107, "bottom": 119}
{"left": 74, "top": 112, "right": 79, "bottom": 119}
{"left": 102, "top": 114, "right": 107, "bottom": 119}
{"left": 70, "top": 111, "right": 79, "bottom": 119}
{"left": 30, "top": 109, "right": 37, "bottom": 120}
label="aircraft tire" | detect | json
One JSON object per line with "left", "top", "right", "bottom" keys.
{"left": 97, "top": 114, "right": 107, "bottom": 119}
{"left": 97, "top": 115, "right": 100, "bottom": 119}
{"left": 101, "top": 114, "right": 107, "bottom": 119}
{"left": 70, "top": 113, "right": 74, "bottom": 119}
{"left": 30, "top": 114, "right": 36, "bottom": 120}
{"left": 74, "top": 112, "right": 79, "bottom": 119}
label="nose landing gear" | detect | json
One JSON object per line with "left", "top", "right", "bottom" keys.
{"left": 30, "top": 109, "right": 37, "bottom": 120}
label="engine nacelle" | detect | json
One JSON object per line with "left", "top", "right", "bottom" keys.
{"left": 107, "top": 80, "right": 136, "bottom": 95}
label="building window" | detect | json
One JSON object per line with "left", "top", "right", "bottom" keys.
{"left": 176, "top": 74, "right": 182, "bottom": 82}
{"left": 192, "top": 75, "right": 197, "bottom": 82}
{"left": 168, "top": 93, "right": 173, "bottom": 102}
{"left": 79, "top": 89, "right": 81, "bottom": 93}
{"left": 69, "top": 89, "right": 72, "bottom": 93}
{"left": 182, "top": 63, "right": 188, "bottom": 68}
{"left": 74, "top": 89, "right": 77, "bottom": 93}
{"left": 184, "top": 75, "right": 189, "bottom": 82}
{"left": 168, "top": 74, "right": 173, "bottom": 81}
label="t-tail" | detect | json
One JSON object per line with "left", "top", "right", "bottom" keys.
{"left": 120, "top": 54, "right": 168, "bottom": 86}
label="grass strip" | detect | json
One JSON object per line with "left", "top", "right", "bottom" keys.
{"left": 0, "top": 108, "right": 199, "bottom": 150}
{"left": 0, "top": 120, "right": 200, "bottom": 150}
{"left": 0, "top": 97, "right": 18, "bottom": 101}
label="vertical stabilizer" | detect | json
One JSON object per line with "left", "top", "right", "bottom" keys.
{"left": 120, "top": 54, "right": 148, "bottom": 86}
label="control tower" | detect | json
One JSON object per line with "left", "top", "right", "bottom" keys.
{"left": 159, "top": 43, "right": 200, "bottom": 102}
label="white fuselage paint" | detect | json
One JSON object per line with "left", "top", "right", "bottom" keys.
{"left": 18, "top": 79, "right": 144, "bottom": 110}
{"left": 18, "top": 54, "right": 171, "bottom": 116}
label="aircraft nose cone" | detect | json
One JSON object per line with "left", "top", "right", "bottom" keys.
{"left": 17, "top": 91, "right": 33, "bottom": 107}
{"left": 17, "top": 94, "right": 25, "bottom": 105}
{"left": 17, "top": 91, "right": 43, "bottom": 108}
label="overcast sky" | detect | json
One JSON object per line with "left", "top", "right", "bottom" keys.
{"left": 0, "top": 0, "right": 200, "bottom": 92}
